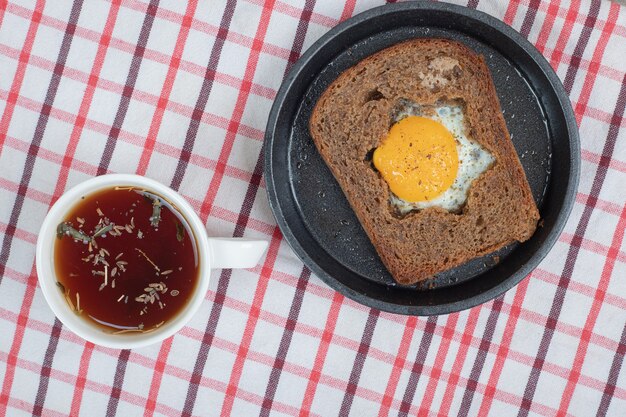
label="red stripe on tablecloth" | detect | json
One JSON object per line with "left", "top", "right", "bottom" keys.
{"left": 339, "top": 0, "right": 356, "bottom": 22}
{"left": 52, "top": 0, "right": 121, "bottom": 203}
{"left": 256, "top": 7, "right": 319, "bottom": 411}
{"left": 547, "top": 0, "right": 583, "bottom": 69}
{"left": 503, "top": 0, "right": 522, "bottom": 25}
{"left": 557, "top": 204, "right": 626, "bottom": 415}
{"left": 519, "top": 71, "right": 626, "bottom": 416}
{"left": 0, "top": 0, "right": 8, "bottom": 25}
{"left": 192, "top": 97, "right": 275, "bottom": 412}
{"left": 220, "top": 227, "right": 281, "bottom": 417}
{"left": 534, "top": 0, "right": 562, "bottom": 53}
{"left": 260, "top": 268, "right": 311, "bottom": 416}
{"left": 181, "top": 262, "right": 228, "bottom": 417}
{"left": 418, "top": 313, "right": 461, "bottom": 416}
{"left": 458, "top": 298, "right": 506, "bottom": 415}
{"left": 0, "top": 177, "right": 55, "bottom": 208}
{"left": 573, "top": 2, "right": 620, "bottom": 123}
{"left": 171, "top": 345, "right": 322, "bottom": 417}
{"left": 173, "top": 260, "right": 232, "bottom": 410}
{"left": 136, "top": 0, "right": 198, "bottom": 176}
{"left": 398, "top": 317, "right": 438, "bottom": 416}
{"left": 597, "top": 322, "right": 626, "bottom": 415}
{"left": 68, "top": 342, "right": 95, "bottom": 416}
{"left": 299, "top": 292, "right": 343, "bottom": 417}
{"left": 338, "top": 309, "right": 380, "bottom": 416}
{"left": 378, "top": 316, "right": 418, "bottom": 417}
{"left": 437, "top": 306, "right": 483, "bottom": 416}
{"left": 96, "top": 0, "right": 159, "bottom": 175}
{"left": 479, "top": 277, "right": 532, "bottom": 416}
{"left": 169, "top": 0, "right": 233, "bottom": 191}
{"left": 143, "top": 338, "right": 175, "bottom": 417}
{"left": 0, "top": 266, "right": 38, "bottom": 414}
{"left": 0, "top": 220, "right": 37, "bottom": 244}
{"left": 0, "top": 0, "right": 44, "bottom": 156}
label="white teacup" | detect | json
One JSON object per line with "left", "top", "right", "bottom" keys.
{"left": 36, "top": 174, "right": 268, "bottom": 349}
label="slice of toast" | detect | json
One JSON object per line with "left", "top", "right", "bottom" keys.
{"left": 309, "top": 39, "right": 539, "bottom": 285}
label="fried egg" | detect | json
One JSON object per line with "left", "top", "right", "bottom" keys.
{"left": 373, "top": 101, "right": 494, "bottom": 214}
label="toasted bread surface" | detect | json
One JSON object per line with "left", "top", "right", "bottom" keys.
{"left": 309, "top": 39, "right": 540, "bottom": 285}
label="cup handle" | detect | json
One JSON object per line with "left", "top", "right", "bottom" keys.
{"left": 207, "top": 238, "right": 269, "bottom": 269}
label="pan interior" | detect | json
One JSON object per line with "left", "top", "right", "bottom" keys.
{"left": 289, "top": 27, "right": 551, "bottom": 290}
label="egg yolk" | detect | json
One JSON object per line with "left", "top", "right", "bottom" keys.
{"left": 373, "top": 116, "right": 459, "bottom": 202}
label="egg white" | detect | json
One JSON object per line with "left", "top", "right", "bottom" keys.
{"left": 389, "top": 102, "right": 494, "bottom": 214}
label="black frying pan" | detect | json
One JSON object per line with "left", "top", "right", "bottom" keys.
{"left": 264, "top": 1, "right": 580, "bottom": 315}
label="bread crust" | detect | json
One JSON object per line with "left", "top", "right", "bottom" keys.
{"left": 309, "top": 39, "right": 539, "bottom": 285}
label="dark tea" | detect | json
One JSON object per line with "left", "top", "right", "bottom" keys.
{"left": 54, "top": 186, "right": 199, "bottom": 334}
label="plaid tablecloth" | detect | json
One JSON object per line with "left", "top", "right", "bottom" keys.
{"left": 1, "top": 0, "right": 625, "bottom": 416}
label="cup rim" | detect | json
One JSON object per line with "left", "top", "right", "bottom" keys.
{"left": 35, "top": 174, "right": 211, "bottom": 349}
